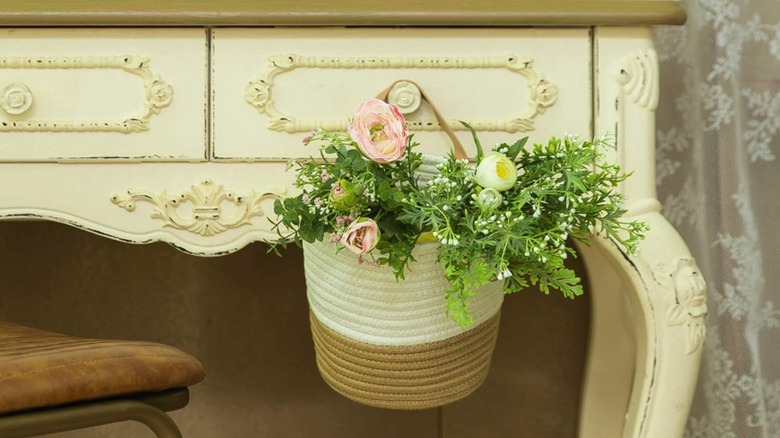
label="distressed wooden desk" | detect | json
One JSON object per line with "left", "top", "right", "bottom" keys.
{"left": 0, "top": 1, "right": 704, "bottom": 436}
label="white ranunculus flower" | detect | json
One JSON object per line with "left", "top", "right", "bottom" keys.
{"left": 474, "top": 152, "right": 518, "bottom": 192}
{"left": 476, "top": 188, "right": 503, "bottom": 212}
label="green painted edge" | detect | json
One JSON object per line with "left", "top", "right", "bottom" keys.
{"left": 0, "top": 1, "right": 686, "bottom": 26}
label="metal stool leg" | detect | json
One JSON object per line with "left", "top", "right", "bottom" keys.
{"left": 0, "top": 399, "right": 183, "bottom": 438}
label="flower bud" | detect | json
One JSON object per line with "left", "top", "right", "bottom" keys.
{"left": 476, "top": 188, "right": 503, "bottom": 212}
{"left": 341, "top": 218, "right": 380, "bottom": 255}
{"left": 474, "top": 152, "right": 518, "bottom": 191}
{"left": 329, "top": 179, "right": 360, "bottom": 211}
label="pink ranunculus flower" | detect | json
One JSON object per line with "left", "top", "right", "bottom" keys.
{"left": 340, "top": 218, "right": 380, "bottom": 255}
{"left": 348, "top": 99, "right": 408, "bottom": 163}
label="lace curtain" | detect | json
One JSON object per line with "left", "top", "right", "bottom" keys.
{"left": 654, "top": 0, "right": 780, "bottom": 436}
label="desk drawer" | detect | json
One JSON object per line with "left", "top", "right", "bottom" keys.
{"left": 0, "top": 29, "right": 208, "bottom": 162}
{"left": 212, "top": 28, "right": 591, "bottom": 160}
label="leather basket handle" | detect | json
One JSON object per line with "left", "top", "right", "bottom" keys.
{"left": 376, "top": 79, "right": 469, "bottom": 160}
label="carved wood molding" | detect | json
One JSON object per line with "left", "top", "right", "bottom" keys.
{"left": 110, "top": 179, "right": 285, "bottom": 236}
{"left": 651, "top": 257, "right": 708, "bottom": 355}
{"left": 245, "top": 54, "right": 558, "bottom": 133}
{"left": 615, "top": 48, "right": 659, "bottom": 110}
{"left": 0, "top": 55, "right": 172, "bottom": 133}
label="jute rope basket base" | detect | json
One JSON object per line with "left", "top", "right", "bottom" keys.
{"left": 304, "top": 240, "right": 503, "bottom": 410}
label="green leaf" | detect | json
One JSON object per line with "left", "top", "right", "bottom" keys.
{"left": 273, "top": 199, "right": 284, "bottom": 216}
{"left": 565, "top": 170, "right": 588, "bottom": 192}
{"left": 505, "top": 137, "right": 528, "bottom": 161}
{"left": 378, "top": 181, "right": 405, "bottom": 210}
{"left": 459, "top": 120, "right": 483, "bottom": 163}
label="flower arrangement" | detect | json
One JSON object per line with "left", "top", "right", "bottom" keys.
{"left": 272, "top": 98, "right": 646, "bottom": 328}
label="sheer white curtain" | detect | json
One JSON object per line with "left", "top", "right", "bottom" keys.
{"left": 655, "top": 0, "right": 780, "bottom": 436}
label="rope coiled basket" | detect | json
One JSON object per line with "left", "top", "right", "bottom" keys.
{"left": 303, "top": 240, "right": 504, "bottom": 409}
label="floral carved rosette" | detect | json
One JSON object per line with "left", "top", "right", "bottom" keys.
{"left": 653, "top": 258, "right": 708, "bottom": 354}
{"left": 245, "top": 79, "right": 271, "bottom": 110}
{"left": 148, "top": 79, "right": 173, "bottom": 110}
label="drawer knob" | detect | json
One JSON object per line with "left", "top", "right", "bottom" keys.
{"left": 0, "top": 83, "right": 33, "bottom": 115}
{"left": 387, "top": 80, "right": 421, "bottom": 115}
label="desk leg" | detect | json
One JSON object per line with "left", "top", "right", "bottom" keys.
{"left": 579, "top": 27, "right": 707, "bottom": 437}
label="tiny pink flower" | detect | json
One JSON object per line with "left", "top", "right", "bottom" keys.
{"left": 348, "top": 99, "right": 408, "bottom": 163}
{"left": 321, "top": 170, "right": 330, "bottom": 182}
{"left": 302, "top": 132, "right": 315, "bottom": 145}
{"left": 329, "top": 234, "right": 342, "bottom": 243}
{"left": 301, "top": 193, "right": 310, "bottom": 202}
{"left": 336, "top": 215, "right": 353, "bottom": 227}
{"left": 340, "top": 218, "right": 380, "bottom": 255}
{"left": 314, "top": 198, "right": 322, "bottom": 206}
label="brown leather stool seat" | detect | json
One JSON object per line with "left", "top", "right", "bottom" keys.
{"left": 0, "top": 321, "right": 205, "bottom": 438}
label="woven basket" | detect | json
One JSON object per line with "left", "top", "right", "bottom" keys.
{"left": 303, "top": 240, "right": 503, "bottom": 409}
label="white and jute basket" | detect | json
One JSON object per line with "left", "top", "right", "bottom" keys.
{"left": 303, "top": 240, "right": 504, "bottom": 409}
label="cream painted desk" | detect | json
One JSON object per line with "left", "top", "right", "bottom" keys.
{"left": 0, "top": 1, "right": 704, "bottom": 436}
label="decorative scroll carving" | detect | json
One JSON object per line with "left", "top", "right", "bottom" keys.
{"left": 615, "top": 49, "right": 659, "bottom": 110}
{"left": 245, "top": 54, "right": 558, "bottom": 134}
{"left": 652, "top": 258, "right": 708, "bottom": 355}
{"left": 0, "top": 56, "right": 172, "bottom": 133}
{"left": 110, "top": 180, "right": 285, "bottom": 237}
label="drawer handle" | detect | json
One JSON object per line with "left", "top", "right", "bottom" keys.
{"left": 111, "top": 180, "right": 286, "bottom": 237}
{"left": 0, "top": 82, "right": 33, "bottom": 115}
{"left": 386, "top": 80, "right": 421, "bottom": 115}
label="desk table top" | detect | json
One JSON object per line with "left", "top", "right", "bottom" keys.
{"left": 0, "top": 0, "right": 685, "bottom": 26}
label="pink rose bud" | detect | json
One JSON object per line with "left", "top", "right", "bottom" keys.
{"left": 348, "top": 99, "right": 408, "bottom": 163}
{"left": 329, "top": 179, "right": 360, "bottom": 211}
{"left": 340, "top": 218, "right": 380, "bottom": 255}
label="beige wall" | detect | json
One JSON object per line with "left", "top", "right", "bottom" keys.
{"left": 0, "top": 221, "right": 589, "bottom": 437}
